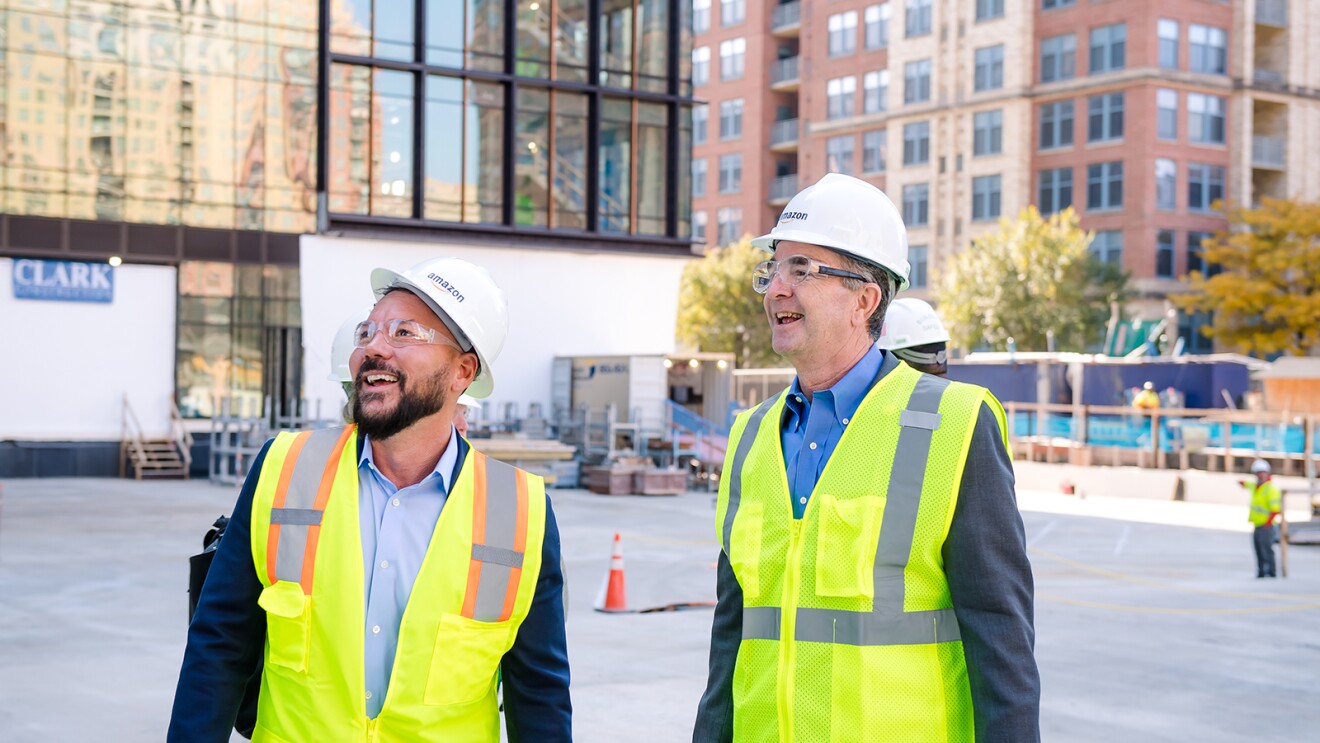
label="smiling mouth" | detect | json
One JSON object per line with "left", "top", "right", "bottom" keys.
{"left": 362, "top": 372, "right": 400, "bottom": 388}
{"left": 774, "top": 311, "right": 803, "bottom": 326}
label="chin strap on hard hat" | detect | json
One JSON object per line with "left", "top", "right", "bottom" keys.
{"left": 894, "top": 347, "right": 948, "bottom": 367}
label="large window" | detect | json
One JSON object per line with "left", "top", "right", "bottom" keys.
{"left": 1188, "top": 163, "right": 1224, "bottom": 212}
{"left": 909, "top": 245, "right": 929, "bottom": 288}
{"left": 1039, "top": 100, "right": 1074, "bottom": 149}
{"left": 1189, "top": 25, "right": 1227, "bottom": 75}
{"left": 829, "top": 11, "right": 859, "bottom": 57}
{"left": 720, "top": 38, "right": 746, "bottom": 81}
{"left": 864, "top": 71, "right": 890, "bottom": 114}
{"left": 1040, "top": 34, "right": 1076, "bottom": 83}
{"left": 977, "top": 0, "right": 1004, "bottom": 22}
{"left": 693, "top": 0, "right": 711, "bottom": 34}
{"left": 1087, "top": 92, "right": 1124, "bottom": 143}
{"left": 1187, "top": 231, "right": 1210, "bottom": 275}
{"left": 865, "top": 4, "right": 891, "bottom": 49}
{"left": 693, "top": 46, "right": 711, "bottom": 86}
{"left": 904, "top": 59, "right": 932, "bottom": 104}
{"left": 975, "top": 46, "right": 1005, "bottom": 92}
{"left": 1090, "top": 230, "right": 1123, "bottom": 265}
{"left": 903, "top": 121, "right": 931, "bottom": 165}
{"left": 1089, "top": 23, "right": 1126, "bottom": 74}
{"left": 903, "top": 183, "right": 930, "bottom": 226}
{"left": 692, "top": 211, "right": 707, "bottom": 242}
{"left": 828, "top": 76, "right": 858, "bottom": 119}
{"left": 719, "top": 153, "right": 742, "bottom": 194}
{"left": 721, "top": 0, "right": 746, "bottom": 28}
{"left": 717, "top": 207, "right": 742, "bottom": 245}
{"left": 1042, "top": 0, "right": 1074, "bottom": 9}
{"left": 1188, "top": 93, "right": 1226, "bottom": 145}
{"left": 1158, "top": 20, "right": 1179, "bottom": 69}
{"left": 863, "top": 129, "right": 888, "bottom": 173}
{"left": 973, "top": 110, "right": 1003, "bottom": 156}
{"left": 905, "top": 0, "right": 932, "bottom": 38}
{"left": 972, "top": 175, "right": 1002, "bottom": 221}
{"left": 719, "top": 99, "right": 745, "bottom": 140}
{"left": 1157, "top": 89, "right": 1178, "bottom": 140}
{"left": 693, "top": 104, "right": 709, "bottom": 144}
{"left": 827, "top": 135, "right": 856, "bottom": 176}
{"left": 1155, "top": 159, "right": 1176, "bottom": 211}
{"left": 1087, "top": 161, "right": 1124, "bottom": 211}
{"left": 692, "top": 159, "right": 708, "bottom": 198}
{"left": 1038, "top": 167, "right": 1073, "bottom": 215}
{"left": 1156, "top": 230, "right": 1175, "bottom": 278}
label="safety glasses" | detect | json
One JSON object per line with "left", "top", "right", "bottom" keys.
{"left": 752, "top": 254, "right": 872, "bottom": 294}
{"left": 353, "top": 319, "right": 463, "bottom": 351}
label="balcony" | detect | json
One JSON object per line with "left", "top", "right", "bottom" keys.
{"left": 769, "top": 118, "right": 799, "bottom": 151}
{"left": 770, "top": 174, "right": 799, "bottom": 205}
{"left": 770, "top": 56, "right": 800, "bottom": 91}
{"left": 1252, "top": 135, "right": 1286, "bottom": 169}
{"left": 1256, "top": 0, "right": 1287, "bottom": 28}
{"left": 1254, "top": 68, "right": 1285, "bottom": 86}
{"left": 771, "top": 2, "right": 801, "bottom": 37}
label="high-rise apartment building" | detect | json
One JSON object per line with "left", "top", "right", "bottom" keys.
{"left": 691, "top": 0, "right": 1320, "bottom": 351}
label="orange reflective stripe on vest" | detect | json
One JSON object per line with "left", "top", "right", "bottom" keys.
{"left": 265, "top": 426, "right": 355, "bottom": 593}
{"left": 462, "top": 452, "right": 530, "bottom": 622}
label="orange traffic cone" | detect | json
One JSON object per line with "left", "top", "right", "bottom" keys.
{"left": 594, "top": 532, "right": 629, "bottom": 613}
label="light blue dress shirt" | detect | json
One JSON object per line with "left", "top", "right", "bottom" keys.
{"left": 357, "top": 428, "right": 459, "bottom": 718}
{"left": 780, "top": 346, "right": 886, "bottom": 519}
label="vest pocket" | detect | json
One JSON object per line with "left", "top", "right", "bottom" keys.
{"left": 423, "top": 613, "right": 516, "bottom": 707}
{"left": 815, "top": 494, "right": 884, "bottom": 600}
{"left": 257, "top": 581, "right": 311, "bottom": 673}
{"left": 729, "top": 502, "right": 764, "bottom": 601}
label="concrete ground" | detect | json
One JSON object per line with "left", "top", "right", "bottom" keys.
{"left": 2, "top": 467, "right": 1319, "bottom": 742}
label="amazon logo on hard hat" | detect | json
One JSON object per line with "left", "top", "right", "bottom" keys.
{"left": 780, "top": 211, "right": 809, "bottom": 223}
{"left": 426, "top": 272, "right": 465, "bottom": 303}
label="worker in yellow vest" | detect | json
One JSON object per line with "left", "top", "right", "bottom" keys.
{"left": 170, "top": 257, "right": 571, "bottom": 741}
{"left": 1243, "top": 459, "right": 1282, "bottom": 578}
{"left": 693, "top": 174, "right": 1040, "bottom": 742}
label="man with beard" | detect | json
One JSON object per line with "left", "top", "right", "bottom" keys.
{"left": 170, "top": 257, "right": 571, "bottom": 742}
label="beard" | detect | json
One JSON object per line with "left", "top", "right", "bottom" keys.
{"left": 352, "top": 356, "right": 452, "bottom": 440}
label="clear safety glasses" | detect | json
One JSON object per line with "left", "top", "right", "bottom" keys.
{"left": 751, "top": 254, "right": 873, "bottom": 294}
{"left": 353, "top": 319, "right": 463, "bottom": 351}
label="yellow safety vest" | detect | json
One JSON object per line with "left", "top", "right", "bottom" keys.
{"left": 717, "top": 363, "right": 1005, "bottom": 742}
{"left": 1247, "top": 479, "right": 1281, "bottom": 527}
{"left": 248, "top": 425, "right": 546, "bottom": 742}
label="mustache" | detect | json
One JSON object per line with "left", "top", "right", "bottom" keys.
{"left": 356, "top": 356, "right": 405, "bottom": 386}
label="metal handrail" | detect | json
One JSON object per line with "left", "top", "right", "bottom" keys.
{"left": 770, "top": 118, "right": 799, "bottom": 146}
{"left": 772, "top": 1, "right": 801, "bottom": 31}
{"left": 771, "top": 56, "right": 799, "bottom": 85}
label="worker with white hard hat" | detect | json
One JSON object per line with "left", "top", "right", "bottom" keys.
{"left": 1242, "top": 459, "right": 1282, "bottom": 578}
{"left": 876, "top": 297, "right": 952, "bottom": 377}
{"left": 454, "top": 393, "right": 481, "bottom": 437}
{"left": 695, "top": 173, "right": 1039, "bottom": 741}
{"left": 173, "top": 257, "right": 571, "bottom": 741}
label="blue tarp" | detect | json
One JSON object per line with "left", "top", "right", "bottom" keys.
{"left": 1010, "top": 411, "right": 1314, "bottom": 454}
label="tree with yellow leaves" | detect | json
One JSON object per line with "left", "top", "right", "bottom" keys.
{"left": 1175, "top": 198, "right": 1320, "bottom": 356}
{"left": 675, "top": 238, "right": 781, "bottom": 368}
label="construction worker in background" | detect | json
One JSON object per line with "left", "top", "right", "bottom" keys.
{"left": 1133, "top": 381, "right": 1161, "bottom": 410}
{"left": 693, "top": 173, "right": 1040, "bottom": 742}
{"left": 170, "top": 257, "right": 572, "bottom": 741}
{"left": 455, "top": 393, "right": 481, "bottom": 437}
{"left": 875, "top": 297, "right": 951, "bottom": 377}
{"left": 1243, "top": 459, "right": 1282, "bottom": 578}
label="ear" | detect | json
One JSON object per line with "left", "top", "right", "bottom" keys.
{"left": 855, "top": 282, "right": 882, "bottom": 325}
{"left": 450, "top": 352, "right": 480, "bottom": 393}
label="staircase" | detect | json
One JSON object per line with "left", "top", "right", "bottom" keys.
{"left": 121, "top": 395, "right": 193, "bottom": 479}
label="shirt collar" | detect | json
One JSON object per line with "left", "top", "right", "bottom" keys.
{"left": 783, "top": 345, "right": 887, "bottom": 429}
{"left": 358, "top": 426, "right": 460, "bottom": 494}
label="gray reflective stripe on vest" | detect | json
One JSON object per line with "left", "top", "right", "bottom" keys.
{"left": 273, "top": 428, "right": 345, "bottom": 584}
{"left": 721, "top": 396, "right": 780, "bottom": 555}
{"left": 739, "top": 372, "right": 961, "bottom": 647}
{"left": 470, "top": 456, "right": 523, "bottom": 622}
{"left": 742, "top": 605, "right": 781, "bottom": 640}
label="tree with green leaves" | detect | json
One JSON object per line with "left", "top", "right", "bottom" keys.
{"left": 675, "top": 238, "right": 782, "bottom": 368}
{"left": 1175, "top": 198, "right": 1320, "bottom": 356}
{"left": 936, "top": 207, "right": 1130, "bottom": 352}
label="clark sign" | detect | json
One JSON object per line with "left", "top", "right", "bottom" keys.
{"left": 12, "top": 259, "right": 115, "bottom": 303}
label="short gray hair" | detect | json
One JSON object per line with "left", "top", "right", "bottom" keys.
{"left": 834, "top": 252, "right": 899, "bottom": 341}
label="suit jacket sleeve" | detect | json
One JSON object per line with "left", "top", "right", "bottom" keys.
{"left": 501, "top": 495, "right": 573, "bottom": 742}
{"left": 168, "top": 442, "right": 272, "bottom": 742}
{"left": 944, "top": 402, "right": 1041, "bottom": 742}
{"left": 692, "top": 549, "right": 742, "bottom": 743}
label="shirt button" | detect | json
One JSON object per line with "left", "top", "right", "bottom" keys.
{"left": 842, "top": 417, "right": 849, "bottom": 425}
{"left": 365, "top": 691, "right": 373, "bottom": 700}
{"left": 809, "top": 442, "right": 817, "bottom": 450}
{"left": 380, "top": 560, "right": 389, "bottom": 569}
{"left": 392, "top": 498, "right": 400, "bottom": 507}
{"left": 799, "top": 497, "right": 807, "bottom": 504}
{"left": 795, "top": 395, "right": 803, "bottom": 402}
{"left": 372, "top": 625, "right": 381, "bottom": 634}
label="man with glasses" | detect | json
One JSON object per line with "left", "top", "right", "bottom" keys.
{"left": 694, "top": 174, "right": 1039, "bottom": 742}
{"left": 171, "top": 258, "right": 571, "bottom": 742}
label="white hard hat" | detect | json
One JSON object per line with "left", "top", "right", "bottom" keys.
{"left": 1251, "top": 459, "right": 1271, "bottom": 474}
{"left": 457, "top": 393, "right": 482, "bottom": 410}
{"left": 877, "top": 298, "right": 950, "bottom": 350}
{"left": 370, "top": 257, "right": 509, "bottom": 398}
{"left": 751, "top": 173, "right": 911, "bottom": 289}
{"left": 327, "top": 306, "right": 373, "bottom": 383}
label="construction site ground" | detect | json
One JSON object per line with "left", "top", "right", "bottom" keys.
{"left": 2, "top": 463, "right": 1319, "bottom": 742}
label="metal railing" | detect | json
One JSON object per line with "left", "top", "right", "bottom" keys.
{"left": 771, "top": 56, "right": 799, "bottom": 85}
{"left": 1254, "top": 68, "right": 1285, "bottom": 85}
{"left": 772, "top": 1, "right": 801, "bottom": 31}
{"left": 770, "top": 118, "right": 799, "bottom": 147}
{"left": 1253, "top": 135, "right": 1286, "bottom": 167}
{"left": 1256, "top": 0, "right": 1287, "bottom": 27}
{"left": 769, "top": 174, "right": 798, "bottom": 202}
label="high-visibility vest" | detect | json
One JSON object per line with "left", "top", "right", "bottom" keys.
{"left": 716, "top": 363, "right": 1005, "bottom": 742}
{"left": 248, "top": 426, "right": 546, "bottom": 742}
{"left": 1247, "top": 479, "right": 1282, "bottom": 527}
